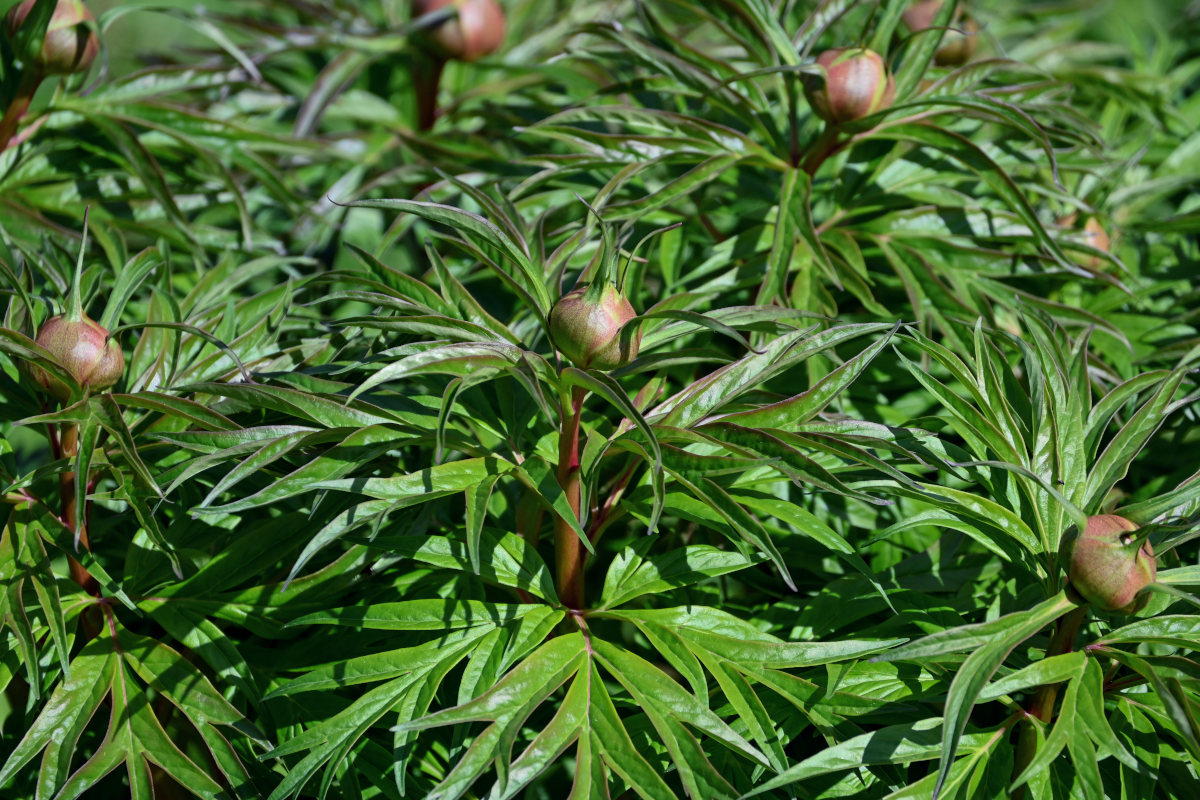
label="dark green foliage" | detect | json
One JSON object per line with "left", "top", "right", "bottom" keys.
{"left": 1, "top": 1, "right": 1199, "bottom": 798}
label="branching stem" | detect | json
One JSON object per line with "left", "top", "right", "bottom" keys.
{"left": 801, "top": 124, "right": 842, "bottom": 175}
{"left": 1011, "top": 605, "right": 1088, "bottom": 794}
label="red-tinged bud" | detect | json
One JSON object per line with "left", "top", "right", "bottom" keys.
{"left": 1066, "top": 515, "right": 1157, "bottom": 614}
{"left": 548, "top": 284, "right": 640, "bottom": 371}
{"left": 901, "top": 1, "right": 979, "bottom": 67}
{"left": 1057, "top": 213, "right": 1112, "bottom": 270}
{"left": 4, "top": 0, "right": 98, "bottom": 76}
{"left": 413, "top": 0, "right": 505, "bottom": 62}
{"left": 28, "top": 313, "right": 124, "bottom": 400}
{"left": 804, "top": 48, "right": 896, "bottom": 125}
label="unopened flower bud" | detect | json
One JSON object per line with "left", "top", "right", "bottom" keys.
{"left": 1057, "top": 213, "right": 1111, "bottom": 270}
{"left": 413, "top": 0, "right": 505, "bottom": 62}
{"left": 4, "top": 0, "right": 98, "bottom": 76}
{"left": 28, "top": 312, "right": 124, "bottom": 400}
{"left": 1066, "top": 514, "right": 1156, "bottom": 614}
{"left": 901, "top": 1, "right": 979, "bottom": 67}
{"left": 804, "top": 48, "right": 896, "bottom": 125}
{"left": 548, "top": 284, "right": 640, "bottom": 371}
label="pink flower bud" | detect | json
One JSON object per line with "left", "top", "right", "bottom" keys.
{"left": 804, "top": 48, "right": 896, "bottom": 125}
{"left": 29, "top": 313, "right": 124, "bottom": 400}
{"left": 1057, "top": 213, "right": 1112, "bottom": 271}
{"left": 413, "top": 0, "right": 506, "bottom": 62}
{"left": 4, "top": 0, "right": 98, "bottom": 76}
{"left": 1067, "top": 515, "right": 1156, "bottom": 614}
{"left": 548, "top": 284, "right": 640, "bottom": 371}
{"left": 901, "top": 1, "right": 979, "bottom": 67}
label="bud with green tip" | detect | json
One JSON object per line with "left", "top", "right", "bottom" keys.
{"left": 24, "top": 210, "right": 123, "bottom": 401}
{"left": 548, "top": 283, "right": 640, "bottom": 371}
{"left": 4, "top": 0, "right": 98, "bottom": 76}
{"left": 413, "top": 0, "right": 506, "bottom": 63}
{"left": 1066, "top": 514, "right": 1157, "bottom": 614}
{"left": 803, "top": 48, "right": 896, "bottom": 125}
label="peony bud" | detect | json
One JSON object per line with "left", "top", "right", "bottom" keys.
{"left": 1066, "top": 514, "right": 1156, "bottom": 614}
{"left": 29, "top": 312, "right": 124, "bottom": 400}
{"left": 901, "top": 1, "right": 979, "bottom": 67}
{"left": 413, "top": 0, "right": 505, "bottom": 63}
{"left": 804, "top": 48, "right": 896, "bottom": 125}
{"left": 4, "top": 0, "right": 98, "bottom": 76}
{"left": 548, "top": 284, "right": 640, "bottom": 371}
{"left": 1057, "top": 213, "right": 1111, "bottom": 270}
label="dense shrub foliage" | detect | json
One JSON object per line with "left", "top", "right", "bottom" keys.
{"left": 2, "top": 0, "right": 1199, "bottom": 798}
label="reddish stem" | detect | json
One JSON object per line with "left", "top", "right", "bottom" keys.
{"left": 0, "top": 71, "right": 43, "bottom": 152}
{"left": 697, "top": 212, "right": 726, "bottom": 242}
{"left": 412, "top": 52, "right": 445, "bottom": 132}
{"left": 800, "top": 124, "right": 842, "bottom": 176}
{"left": 1011, "top": 605, "right": 1088, "bottom": 795}
{"left": 555, "top": 386, "right": 586, "bottom": 609}
{"left": 59, "top": 423, "right": 100, "bottom": 597}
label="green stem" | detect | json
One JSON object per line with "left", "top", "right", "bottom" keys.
{"left": 1011, "top": 604, "right": 1088, "bottom": 794}
{"left": 555, "top": 385, "right": 586, "bottom": 609}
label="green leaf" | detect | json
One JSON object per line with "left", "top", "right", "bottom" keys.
{"left": 979, "top": 651, "right": 1087, "bottom": 701}
{"left": 465, "top": 472, "right": 502, "bottom": 574}
{"left": 563, "top": 367, "right": 664, "bottom": 534}
{"left": 1083, "top": 369, "right": 1185, "bottom": 510}
{"left": 927, "top": 592, "right": 1078, "bottom": 797}
{"left": 359, "top": 531, "right": 559, "bottom": 603}
{"left": 197, "top": 424, "right": 413, "bottom": 513}
{"left": 291, "top": 600, "right": 547, "bottom": 631}
{"left": 667, "top": 470, "right": 795, "bottom": 591}
{"left": 711, "top": 323, "right": 898, "bottom": 428}
{"left": 115, "top": 629, "right": 259, "bottom": 734}
{"left": 346, "top": 199, "right": 551, "bottom": 313}
{"left": 599, "top": 541, "right": 765, "bottom": 609}
{"left": 741, "top": 718, "right": 995, "bottom": 798}
{"left": 592, "top": 637, "right": 768, "bottom": 772}
{"left": 308, "top": 455, "right": 515, "bottom": 503}
{"left": 0, "top": 641, "right": 116, "bottom": 790}
{"left": 516, "top": 456, "right": 591, "bottom": 554}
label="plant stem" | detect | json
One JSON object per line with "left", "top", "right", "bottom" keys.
{"left": 412, "top": 52, "right": 445, "bottom": 132}
{"left": 555, "top": 385, "right": 586, "bottom": 609}
{"left": 785, "top": 72, "right": 800, "bottom": 167}
{"left": 800, "top": 123, "right": 842, "bottom": 176}
{"left": 588, "top": 460, "right": 637, "bottom": 544}
{"left": 59, "top": 423, "right": 99, "bottom": 597}
{"left": 1011, "top": 604, "right": 1088, "bottom": 794}
{"left": 0, "top": 71, "right": 43, "bottom": 152}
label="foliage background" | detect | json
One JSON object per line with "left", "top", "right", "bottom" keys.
{"left": 2, "top": 0, "right": 1199, "bottom": 798}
